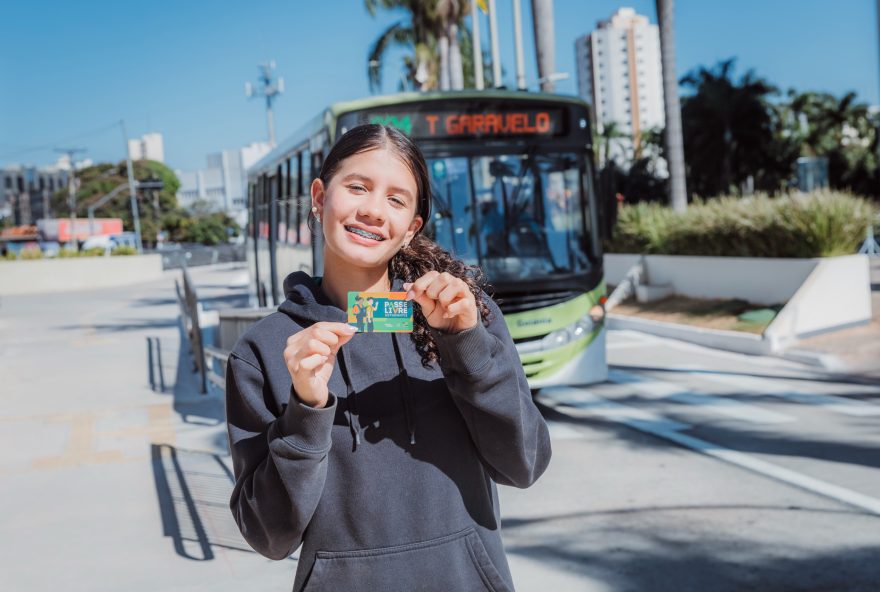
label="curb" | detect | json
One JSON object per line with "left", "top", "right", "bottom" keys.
{"left": 607, "top": 313, "right": 845, "bottom": 371}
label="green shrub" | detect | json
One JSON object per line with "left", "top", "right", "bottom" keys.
{"left": 4, "top": 251, "right": 19, "bottom": 261}
{"left": 607, "top": 191, "right": 878, "bottom": 257}
{"left": 81, "top": 247, "right": 107, "bottom": 257}
{"left": 58, "top": 248, "right": 80, "bottom": 258}
{"left": 111, "top": 246, "right": 137, "bottom": 256}
{"left": 20, "top": 248, "right": 43, "bottom": 260}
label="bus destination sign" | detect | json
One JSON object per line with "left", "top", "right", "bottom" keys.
{"left": 361, "top": 109, "right": 565, "bottom": 139}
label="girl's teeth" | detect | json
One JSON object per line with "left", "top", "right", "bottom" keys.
{"left": 348, "top": 227, "right": 383, "bottom": 241}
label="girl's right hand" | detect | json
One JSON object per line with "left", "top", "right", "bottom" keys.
{"left": 284, "top": 322, "right": 356, "bottom": 408}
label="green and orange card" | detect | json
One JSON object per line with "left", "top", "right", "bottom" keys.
{"left": 347, "top": 291, "right": 413, "bottom": 333}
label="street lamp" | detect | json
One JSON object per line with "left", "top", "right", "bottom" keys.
{"left": 535, "top": 72, "right": 568, "bottom": 91}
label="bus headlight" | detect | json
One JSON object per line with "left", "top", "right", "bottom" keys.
{"left": 541, "top": 312, "right": 598, "bottom": 349}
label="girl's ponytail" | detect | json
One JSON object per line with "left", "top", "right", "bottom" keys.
{"left": 389, "top": 234, "right": 492, "bottom": 367}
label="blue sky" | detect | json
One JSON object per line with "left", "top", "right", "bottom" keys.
{"left": 1, "top": 0, "right": 877, "bottom": 171}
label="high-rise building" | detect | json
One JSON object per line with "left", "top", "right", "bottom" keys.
{"left": 575, "top": 7, "right": 665, "bottom": 165}
{"left": 128, "top": 132, "right": 165, "bottom": 163}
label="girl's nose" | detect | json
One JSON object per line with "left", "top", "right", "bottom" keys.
{"left": 358, "top": 192, "right": 385, "bottom": 221}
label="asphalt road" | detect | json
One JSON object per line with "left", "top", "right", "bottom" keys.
{"left": 1, "top": 264, "right": 878, "bottom": 592}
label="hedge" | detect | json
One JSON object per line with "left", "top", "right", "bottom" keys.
{"left": 607, "top": 191, "right": 878, "bottom": 257}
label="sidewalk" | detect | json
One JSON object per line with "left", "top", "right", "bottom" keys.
{"left": 0, "top": 264, "right": 297, "bottom": 591}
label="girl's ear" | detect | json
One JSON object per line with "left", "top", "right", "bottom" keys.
{"left": 311, "top": 178, "right": 326, "bottom": 210}
{"left": 404, "top": 215, "right": 423, "bottom": 244}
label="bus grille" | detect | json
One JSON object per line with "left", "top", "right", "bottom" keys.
{"left": 495, "top": 290, "right": 580, "bottom": 314}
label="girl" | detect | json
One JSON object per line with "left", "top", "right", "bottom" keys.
{"left": 226, "top": 124, "right": 552, "bottom": 592}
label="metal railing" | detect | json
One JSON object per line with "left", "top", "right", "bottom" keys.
{"left": 159, "top": 243, "right": 246, "bottom": 270}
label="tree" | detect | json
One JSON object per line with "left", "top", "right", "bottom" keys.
{"left": 656, "top": 0, "right": 688, "bottom": 211}
{"left": 365, "top": 0, "right": 469, "bottom": 92}
{"left": 783, "top": 90, "right": 878, "bottom": 198}
{"left": 50, "top": 160, "right": 182, "bottom": 245}
{"left": 680, "top": 59, "right": 796, "bottom": 197}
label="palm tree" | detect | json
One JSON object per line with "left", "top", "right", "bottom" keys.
{"left": 366, "top": 0, "right": 436, "bottom": 92}
{"left": 784, "top": 89, "right": 877, "bottom": 195}
{"left": 680, "top": 59, "right": 787, "bottom": 197}
{"left": 594, "top": 121, "right": 629, "bottom": 168}
{"left": 365, "top": 0, "right": 468, "bottom": 92}
{"left": 531, "top": 0, "right": 556, "bottom": 92}
{"left": 655, "top": 0, "right": 687, "bottom": 211}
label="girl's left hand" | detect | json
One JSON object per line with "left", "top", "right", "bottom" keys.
{"left": 404, "top": 271, "right": 479, "bottom": 334}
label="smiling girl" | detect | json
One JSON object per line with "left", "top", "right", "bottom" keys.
{"left": 225, "top": 124, "right": 551, "bottom": 591}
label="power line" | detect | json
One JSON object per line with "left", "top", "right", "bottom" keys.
{"left": 0, "top": 121, "right": 120, "bottom": 160}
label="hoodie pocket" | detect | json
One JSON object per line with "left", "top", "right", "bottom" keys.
{"left": 304, "top": 527, "right": 511, "bottom": 592}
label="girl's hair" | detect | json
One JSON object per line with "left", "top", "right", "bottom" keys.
{"left": 316, "top": 124, "right": 491, "bottom": 366}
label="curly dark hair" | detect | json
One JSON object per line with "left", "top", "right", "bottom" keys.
{"left": 317, "top": 124, "right": 491, "bottom": 367}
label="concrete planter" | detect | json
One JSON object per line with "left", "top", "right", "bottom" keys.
{"left": 604, "top": 253, "right": 872, "bottom": 356}
{"left": 0, "top": 254, "right": 164, "bottom": 296}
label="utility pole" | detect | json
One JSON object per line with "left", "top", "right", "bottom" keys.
{"left": 55, "top": 147, "right": 86, "bottom": 250}
{"left": 245, "top": 61, "right": 284, "bottom": 147}
{"left": 120, "top": 120, "right": 144, "bottom": 254}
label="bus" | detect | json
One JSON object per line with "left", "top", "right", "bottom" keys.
{"left": 245, "top": 90, "right": 611, "bottom": 387}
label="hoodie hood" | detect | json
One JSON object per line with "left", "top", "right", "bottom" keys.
{"left": 279, "top": 271, "right": 348, "bottom": 325}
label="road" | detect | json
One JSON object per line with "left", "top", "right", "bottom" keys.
{"left": 1, "top": 264, "right": 878, "bottom": 591}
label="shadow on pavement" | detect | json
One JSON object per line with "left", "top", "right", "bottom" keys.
{"left": 150, "top": 443, "right": 291, "bottom": 561}
{"left": 501, "top": 516, "right": 880, "bottom": 592}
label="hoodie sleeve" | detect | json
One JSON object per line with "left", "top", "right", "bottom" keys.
{"left": 430, "top": 296, "right": 552, "bottom": 489}
{"left": 225, "top": 349, "right": 336, "bottom": 560}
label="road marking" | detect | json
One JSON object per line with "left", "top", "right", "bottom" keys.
{"left": 539, "top": 387, "right": 880, "bottom": 516}
{"left": 681, "top": 369, "right": 880, "bottom": 417}
{"left": 608, "top": 369, "right": 795, "bottom": 425}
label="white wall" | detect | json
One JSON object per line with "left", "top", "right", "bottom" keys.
{"left": 0, "top": 255, "right": 164, "bottom": 296}
{"left": 605, "top": 253, "right": 817, "bottom": 305}
{"left": 765, "top": 255, "right": 872, "bottom": 347}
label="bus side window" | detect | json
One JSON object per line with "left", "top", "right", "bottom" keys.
{"left": 299, "top": 149, "right": 312, "bottom": 245}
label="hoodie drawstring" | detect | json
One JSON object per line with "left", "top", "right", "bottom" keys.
{"left": 337, "top": 335, "right": 417, "bottom": 450}
{"left": 391, "top": 333, "right": 417, "bottom": 445}
{"left": 337, "top": 347, "right": 362, "bottom": 449}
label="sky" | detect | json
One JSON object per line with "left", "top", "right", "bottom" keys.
{"left": 1, "top": 0, "right": 877, "bottom": 171}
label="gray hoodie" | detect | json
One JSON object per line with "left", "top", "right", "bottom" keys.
{"left": 226, "top": 271, "right": 552, "bottom": 591}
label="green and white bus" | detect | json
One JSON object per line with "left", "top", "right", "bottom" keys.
{"left": 246, "top": 90, "right": 611, "bottom": 387}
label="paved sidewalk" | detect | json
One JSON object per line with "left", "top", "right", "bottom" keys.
{"left": 0, "top": 264, "right": 298, "bottom": 591}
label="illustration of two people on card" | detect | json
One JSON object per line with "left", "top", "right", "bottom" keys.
{"left": 352, "top": 294, "right": 378, "bottom": 333}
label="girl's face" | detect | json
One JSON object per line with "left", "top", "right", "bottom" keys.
{"left": 312, "top": 148, "right": 423, "bottom": 272}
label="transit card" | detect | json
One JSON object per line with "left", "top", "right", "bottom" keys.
{"left": 347, "top": 291, "right": 413, "bottom": 333}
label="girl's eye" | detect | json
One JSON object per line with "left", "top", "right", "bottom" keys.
{"left": 349, "top": 184, "right": 366, "bottom": 192}
{"left": 389, "top": 196, "right": 406, "bottom": 207}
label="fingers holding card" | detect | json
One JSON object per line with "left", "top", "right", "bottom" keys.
{"left": 404, "top": 272, "right": 478, "bottom": 334}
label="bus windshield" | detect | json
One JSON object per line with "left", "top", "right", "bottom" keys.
{"left": 425, "top": 152, "right": 593, "bottom": 282}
